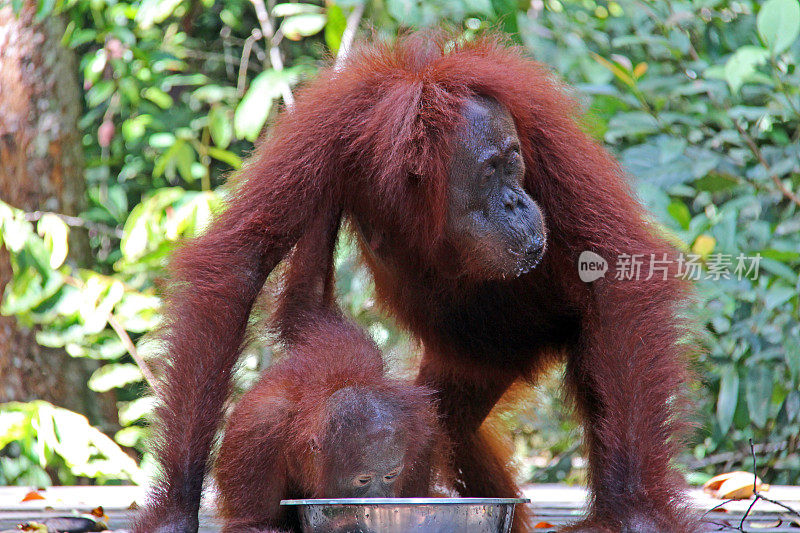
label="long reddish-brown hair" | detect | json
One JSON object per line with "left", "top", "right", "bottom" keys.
{"left": 137, "top": 32, "right": 692, "bottom": 532}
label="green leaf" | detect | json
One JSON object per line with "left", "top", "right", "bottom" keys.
{"left": 387, "top": 0, "right": 424, "bottom": 26}
{"left": 175, "top": 142, "right": 196, "bottom": 183}
{"left": 120, "top": 204, "right": 149, "bottom": 261}
{"left": 786, "top": 338, "right": 800, "bottom": 381}
{"left": 120, "top": 188, "right": 187, "bottom": 261}
{"left": 86, "top": 80, "right": 115, "bottom": 107}
{"left": 136, "top": 0, "right": 185, "bottom": 29}
{"left": 693, "top": 172, "right": 739, "bottom": 193}
{"left": 115, "top": 293, "right": 161, "bottom": 333}
{"left": 759, "top": 257, "right": 798, "bottom": 283}
{"left": 114, "top": 426, "right": 145, "bottom": 448}
{"left": 784, "top": 390, "right": 800, "bottom": 422}
{"left": 605, "top": 112, "right": 659, "bottom": 142}
{"left": 745, "top": 365, "right": 773, "bottom": 428}
{"left": 723, "top": 46, "right": 769, "bottom": 93}
{"left": 667, "top": 200, "right": 691, "bottom": 230}
{"left": 591, "top": 52, "right": 635, "bottom": 88}
{"left": 757, "top": 0, "right": 800, "bottom": 54}
{"left": 272, "top": 2, "right": 322, "bottom": 17}
{"left": 235, "top": 69, "right": 299, "bottom": 141}
{"left": 280, "top": 13, "right": 327, "bottom": 40}
{"left": 1, "top": 268, "right": 40, "bottom": 315}
{"left": 717, "top": 365, "right": 739, "bottom": 432}
{"left": 765, "top": 285, "right": 796, "bottom": 310}
{"left": 37, "top": 215, "right": 69, "bottom": 269}
{"left": 464, "top": 0, "right": 494, "bottom": 17}
{"left": 208, "top": 105, "right": 233, "bottom": 149}
{"left": 49, "top": 404, "right": 143, "bottom": 482}
{"left": 80, "top": 276, "right": 124, "bottom": 334}
{"left": 1, "top": 262, "right": 63, "bottom": 316}
{"left": 84, "top": 337, "right": 127, "bottom": 360}
{"left": 192, "top": 85, "right": 237, "bottom": 104}
{"left": 143, "top": 87, "right": 173, "bottom": 109}
{"left": 34, "top": 0, "right": 56, "bottom": 20}
{"left": 207, "top": 146, "right": 242, "bottom": 169}
{"left": 325, "top": 3, "right": 347, "bottom": 54}
{"left": 491, "top": 0, "right": 519, "bottom": 37}
{"left": 153, "top": 139, "right": 195, "bottom": 182}
{"left": 88, "top": 364, "right": 143, "bottom": 393}
{"left": 118, "top": 397, "right": 156, "bottom": 425}
{"left": 0, "top": 410, "right": 31, "bottom": 449}
{"left": 122, "top": 115, "right": 153, "bottom": 143}
{"left": 164, "top": 190, "right": 219, "bottom": 240}
{"left": 149, "top": 132, "right": 176, "bottom": 148}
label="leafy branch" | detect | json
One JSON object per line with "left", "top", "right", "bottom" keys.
{"left": 735, "top": 121, "right": 800, "bottom": 208}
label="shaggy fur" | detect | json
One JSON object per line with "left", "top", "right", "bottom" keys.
{"left": 137, "top": 33, "right": 694, "bottom": 533}
{"left": 213, "top": 203, "right": 444, "bottom": 533}
{"left": 214, "top": 315, "right": 442, "bottom": 533}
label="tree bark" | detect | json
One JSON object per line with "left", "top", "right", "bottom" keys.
{"left": 0, "top": 6, "right": 114, "bottom": 425}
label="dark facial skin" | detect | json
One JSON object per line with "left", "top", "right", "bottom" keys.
{"left": 446, "top": 96, "right": 546, "bottom": 279}
{"left": 323, "top": 426, "right": 406, "bottom": 498}
{"left": 318, "top": 389, "right": 407, "bottom": 498}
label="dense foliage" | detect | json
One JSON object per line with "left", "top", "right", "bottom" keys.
{"left": 1, "top": 0, "right": 798, "bottom": 486}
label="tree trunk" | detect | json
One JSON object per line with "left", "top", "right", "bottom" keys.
{"left": 0, "top": 6, "right": 114, "bottom": 425}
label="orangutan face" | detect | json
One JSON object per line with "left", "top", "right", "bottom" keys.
{"left": 446, "top": 96, "right": 546, "bottom": 279}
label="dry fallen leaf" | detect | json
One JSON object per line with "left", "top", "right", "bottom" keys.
{"left": 702, "top": 471, "right": 768, "bottom": 499}
{"left": 20, "top": 491, "right": 45, "bottom": 502}
{"left": 16, "top": 522, "right": 47, "bottom": 532}
{"left": 90, "top": 505, "right": 109, "bottom": 522}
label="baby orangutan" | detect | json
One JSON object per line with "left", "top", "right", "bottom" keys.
{"left": 214, "top": 213, "right": 444, "bottom": 532}
{"left": 214, "top": 315, "right": 442, "bottom": 532}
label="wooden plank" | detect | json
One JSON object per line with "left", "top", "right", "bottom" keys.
{"left": 1, "top": 485, "right": 799, "bottom": 531}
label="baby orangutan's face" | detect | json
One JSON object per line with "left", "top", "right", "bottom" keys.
{"left": 322, "top": 425, "right": 407, "bottom": 498}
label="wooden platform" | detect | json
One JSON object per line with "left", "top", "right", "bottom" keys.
{"left": 1, "top": 484, "right": 799, "bottom": 531}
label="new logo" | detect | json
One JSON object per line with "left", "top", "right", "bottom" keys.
{"left": 578, "top": 251, "right": 608, "bottom": 282}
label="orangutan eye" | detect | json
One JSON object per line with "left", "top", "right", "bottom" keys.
{"left": 384, "top": 467, "right": 402, "bottom": 481}
{"left": 354, "top": 475, "right": 372, "bottom": 487}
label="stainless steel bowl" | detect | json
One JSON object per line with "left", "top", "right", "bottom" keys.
{"left": 280, "top": 497, "right": 530, "bottom": 533}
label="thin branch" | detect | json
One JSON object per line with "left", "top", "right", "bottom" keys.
{"left": 238, "top": 29, "right": 263, "bottom": 97}
{"left": 180, "top": 48, "right": 264, "bottom": 70}
{"left": 687, "top": 440, "right": 789, "bottom": 469}
{"left": 107, "top": 313, "right": 159, "bottom": 395}
{"left": 700, "top": 439, "right": 800, "bottom": 531}
{"left": 700, "top": 498, "right": 739, "bottom": 521}
{"left": 736, "top": 121, "right": 800, "bottom": 208}
{"left": 334, "top": 2, "right": 365, "bottom": 70}
{"left": 60, "top": 275, "right": 159, "bottom": 394}
{"left": 249, "top": 0, "right": 294, "bottom": 107}
{"left": 220, "top": 26, "right": 235, "bottom": 79}
{"left": 747, "top": 439, "right": 800, "bottom": 519}
{"left": 24, "top": 210, "right": 123, "bottom": 238}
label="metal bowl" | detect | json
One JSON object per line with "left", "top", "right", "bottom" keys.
{"left": 280, "top": 497, "right": 529, "bottom": 533}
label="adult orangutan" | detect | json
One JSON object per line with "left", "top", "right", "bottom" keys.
{"left": 137, "top": 33, "right": 694, "bottom": 533}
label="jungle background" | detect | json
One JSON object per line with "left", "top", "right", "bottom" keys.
{"left": 0, "top": 0, "right": 799, "bottom": 490}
